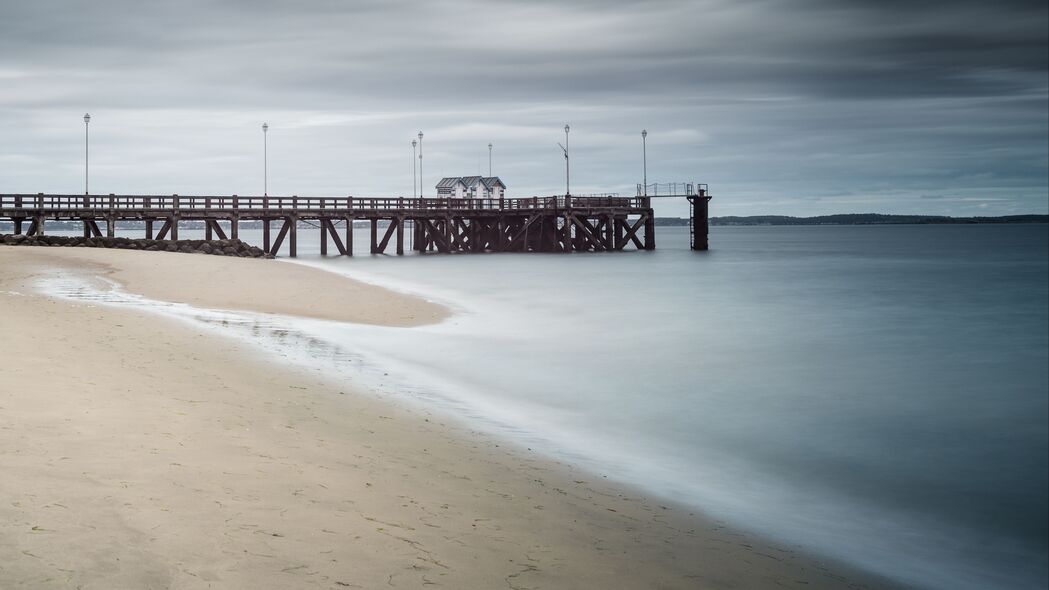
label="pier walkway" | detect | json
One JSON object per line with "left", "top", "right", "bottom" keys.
{"left": 1, "top": 189, "right": 710, "bottom": 257}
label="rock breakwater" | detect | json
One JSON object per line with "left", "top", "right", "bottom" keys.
{"left": 0, "top": 234, "right": 272, "bottom": 258}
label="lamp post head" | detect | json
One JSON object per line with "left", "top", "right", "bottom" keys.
{"left": 84, "top": 113, "right": 91, "bottom": 124}
{"left": 564, "top": 124, "right": 570, "bottom": 134}
{"left": 418, "top": 131, "right": 423, "bottom": 140}
{"left": 262, "top": 122, "right": 268, "bottom": 133}
{"left": 412, "top": 139, "right": 417, "bottom": 147}
{"left": 642, "top": 129, "right": 647, "bottom": 139}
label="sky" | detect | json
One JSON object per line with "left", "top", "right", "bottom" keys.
{"left": 1, "top": 0, "right": 1046, "bottom": 218}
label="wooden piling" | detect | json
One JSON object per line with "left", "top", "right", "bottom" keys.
{"left": 289, "top": 215, "right": 297, "bottom": 258}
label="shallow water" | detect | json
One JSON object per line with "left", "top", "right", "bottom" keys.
{"left": 38, "top": 223, "right": 1049, "bottom": 590}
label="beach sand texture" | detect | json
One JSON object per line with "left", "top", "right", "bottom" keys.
{"left": 0, "top": 247, "right": 896, "bottom": 589}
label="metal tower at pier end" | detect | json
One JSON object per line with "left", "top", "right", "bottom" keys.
{"left": 637, "top": 182, "right": 713, "bottom": 251}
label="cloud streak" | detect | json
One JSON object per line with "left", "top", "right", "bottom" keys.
{"left": 0, "top": 0, "right": 1045, "bottom": 216}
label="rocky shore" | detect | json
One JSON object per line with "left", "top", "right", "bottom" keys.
{"left": 0, "top": 233, "right": 271, "bottom": 258}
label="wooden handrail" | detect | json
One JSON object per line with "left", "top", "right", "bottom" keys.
{"left": 0, "top": 194, "right": 651, "bottom": 212}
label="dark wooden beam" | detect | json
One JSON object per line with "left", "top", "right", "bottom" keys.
{"left": 322, "top": 219, "right": 347, "bottom": 255}
{"left": 289, "top": 216, "right": 297, "bottom": 257}
{"left": 154, "top": 219, "right": 172, "bottom": 240}
{"left": 644, "top": 209, "right": 655, "bottom": 250}
{"left": 506, "top": 215, "right": 542, "bottom": 251}
{"left": 270, "top": 218, "right": 291, "bottom": 256}
{"left": 396, "top": 217, "right": 404, "bottom": 255}
{"left": 569, "top": 215, "right": 604, "bottom": 251}
{"left": 376, "top": 219, "right": 398, "bottom": 254}
{"left": 620, "top": 216, "right": 647, "bottom": 250}
{"left": 345, "top": 216, "right": 354, "bottom": 256}
{"left": 206, "top": 219, "right": 228, "bottom": 240}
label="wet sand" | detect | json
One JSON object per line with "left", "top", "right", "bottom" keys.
{"left": 0, "top": 247, "right": 903, "bottom": 589}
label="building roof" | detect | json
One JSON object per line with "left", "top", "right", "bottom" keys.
{"left": 460, "top": 176, "right": 484, "bottom": 189}
{"left": 436, "top": 177, "right": 467, "bottom": 189}
{"left": 436, "top": 176, "right": 507, "bottom": 191}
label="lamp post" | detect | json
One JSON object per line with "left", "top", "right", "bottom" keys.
{"left": 564, "top": 124, "right": 570, "bottom": 196}
{"left": 642, "top": 129, "right": 648, "bottom": 196}
{"left": 83, "top": 113, "right": 91, "bottom": 196}
{"left": 262, "top": 122, "right": 269, "bottom": 196}
{"left": 488, "top": 142, "right": 492, "bottom": 177}
{"left": 417, "top": 131, "right": 424, "bottom": 198}
{"left": 411, "top": 139, "right": 418, "bottom": 198}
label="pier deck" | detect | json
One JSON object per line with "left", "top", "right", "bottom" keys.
{"left": 0, "top": 193, "right": 694, "bottom": 257}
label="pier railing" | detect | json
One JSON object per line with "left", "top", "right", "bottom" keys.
{"left": 0, "top": 194, "right": 649, "bottom": 213}
{"left": 636, "top": 182, "right": 707, "bottom": 197}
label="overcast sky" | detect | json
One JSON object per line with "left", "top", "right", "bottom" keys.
{"left": 1, "top": 0, "right": 1046, "bottom": 217}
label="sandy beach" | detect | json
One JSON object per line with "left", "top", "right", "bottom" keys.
{"left": 0, "top": 246, "right": 901, "bottom": 589}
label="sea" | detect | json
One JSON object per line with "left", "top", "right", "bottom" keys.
{"left": 34, "top": 223, "right": 1049, "bottom": 590}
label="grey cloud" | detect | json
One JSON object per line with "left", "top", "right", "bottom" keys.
{"left": 0, "top": 0, "right": 1045, "bottom": 217}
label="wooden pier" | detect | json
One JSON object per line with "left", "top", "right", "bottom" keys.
{"left": 1, "top": 188, "right": 710, "bottom": 257}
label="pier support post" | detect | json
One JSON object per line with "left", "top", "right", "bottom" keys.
{"left": 320, "top": 220, "right": 328, "bottom": 255}
{"left": 396, "top": 217, "right": 404, "bottom": 255}
{"left": 205, "top": 220, "right": 213, "bottom": 240}
{"left": 644, "top": 211, "right": 655, "bottom": 250}
{"left": 345, "top": 216, "right": 354, "bottom": 256}
{"left": 170, "top": 215, "right": 179, "bottom": 241}
{"left": 106, "top": 216, "right": 115, "bottom": 238}
{"left": 83, "top": 220, "right": 91, "bottom": 238}
{"left": 289, "top": 215, "right": 297, "bottom": 257}
{"left": 263, "top": 219, "right": 271, "bottom": 252}
{"left": 230, "top": 216, "right": 239, "bottom": 240}
{"left": 34, "top": 215, "right": 45, "bottom": 236}
{"left": 14, "top": 219, "right": 22, "bottom": 235}
{"left": 370, "top": 218, "right": 378, "bottom": 254}
{"left": 690, "top": 196, "right": 710, "bottom": 251}
{"left": 145, "top": 219, "right": 154, "bottom": 240}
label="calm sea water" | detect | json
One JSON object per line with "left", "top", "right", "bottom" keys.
{"left": 37, "top": 223, "right": 1049, "bottom": 589}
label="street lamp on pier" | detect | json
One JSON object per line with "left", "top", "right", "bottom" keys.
{"left": 488, "top": 142, "right": 493, "bottom": 177}
{"left": 642, "top": 129, "right": 648, "bottom": 196}
{"left": 412, "top": 139, "right": 418, "bottom": 198}
{"left": 418, "top": 131, "right": 424, "bottom": 198}
{"left": 262, "top": 122, "right": 269, "bottom": 196}
{"left": 557, "top": 124, "right": 570, "bottom": 197}
{"left": 83, "top": 113, "right": 91, "bottom": 196}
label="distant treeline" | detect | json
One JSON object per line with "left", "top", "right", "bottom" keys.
{"left": 653, "top": 214, "right": 1048, "bottom": 226}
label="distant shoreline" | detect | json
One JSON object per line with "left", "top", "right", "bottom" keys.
{"left": 654, "top": 214, "right": 1049, "bottom": 226}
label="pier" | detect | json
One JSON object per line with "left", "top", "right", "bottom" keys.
{"left": 1, "top": 187, "right": 710, "bottom": 257}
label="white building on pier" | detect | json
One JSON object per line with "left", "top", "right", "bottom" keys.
{"left": 436, "top": 176, "right": 506, "bottom": 199}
